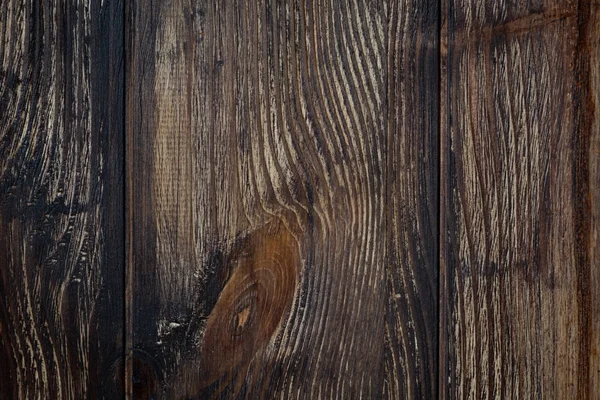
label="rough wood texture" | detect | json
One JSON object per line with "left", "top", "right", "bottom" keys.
{"left": 440, "top": 0, "right": 600, "bottom": 398}
{"left": 3, "top": 0, "right": 598, "bottom": 398}
{"left": 589, "top": 4, "right": 600, "bottom": 399}
{"left": 0, "top": 0, "right": 124, "bottom": 398}
{"left": 127, "top": 0, "right": 438, "bottom": 398}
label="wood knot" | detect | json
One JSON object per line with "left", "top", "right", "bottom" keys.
{"left": 130, "top": 351, "right": 160, "bottom": 399}
{"left": 198, "top": 220, "right": 301, "bottom": 394}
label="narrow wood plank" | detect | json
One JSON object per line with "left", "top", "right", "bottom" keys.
{"left": 384, "top": 0, "right": 439, "bottom": 398}
{"left": 0, "top": 0, "right": 125, "bottom": 398}
{"left": 588, "top": 4, "right": 600, "bottom": 399}
{"left": 127, "top": 0, "right": 439, "bottom": 398}
{"left": 440, "top": 0, "right": 600, "bottom": 398}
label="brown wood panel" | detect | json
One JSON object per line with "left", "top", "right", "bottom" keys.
{"left": 589, "top": 4, "right": 600, "bottom": 398}
{"left": 0, "top": 0, "right": 125, "bottom": 398}
{"left": 126, "top": 0, "right": 439, "bottom": 398}
{"left": 440, "top": 0, "right": 600, "bottom": 398}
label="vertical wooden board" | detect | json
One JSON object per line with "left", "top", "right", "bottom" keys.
{"left": 385, "top": 0, "right": 439, "bottom": 399}
{"left": 127, "top": 0, "right": 439, "bottom": 398}
{"left": 440, "top": 0, "right": 599, "bottom": 398}
{"left": 588, "top": 4, "right": 600, "bottom": 399}
{"left": 0, "top": 0, "right": 124, "bottom": 399}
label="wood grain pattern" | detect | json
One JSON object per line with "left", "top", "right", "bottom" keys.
{"left": 0, "top": 0, "right": 124, "bottom": 398}
{"left": 127, "top": 0, "right": 439, "bottom": 398}
{"left": 3, "top": 0, "right": 597, "bottom": 397}
{"left": 440, "top": 0, "right": 600, "bottom": 398}
{"left": 385, "top": 0, "right": 439, "bottom": 398}
{"left": 198, "top": 221, "right": 300, "bottom": 398}
{"left": 588, "top": 5, "right": 600, "bottom": 399}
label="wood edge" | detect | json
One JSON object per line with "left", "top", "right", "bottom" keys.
{"left": 438, "top": 0, "right": 449, "bottom": 398}
{"left": 124, "top": 0, "right": 134, "bottom": 398}
{"left": 574, "top": 1, "right": 598, "bottom": 398}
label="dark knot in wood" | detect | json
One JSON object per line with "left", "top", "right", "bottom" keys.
{"left": 199, "top": 220, "right": 301, "bottom": 395}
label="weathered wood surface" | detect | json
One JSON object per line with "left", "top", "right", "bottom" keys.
{"left": 0, "top": 0, "right": 124, "bottom": 399}
{"left": 440, "top": 0, "right": 600, "bottom": 398}
{"left": 126, "top": 0, "right": 439, "bottom": 398}
{"left": 4, "top": 0, "right": 597, "bottom": 398}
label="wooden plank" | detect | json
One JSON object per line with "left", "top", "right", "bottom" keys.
{"left": 0, "top": 0, "right": 125, "bottom": 398}
{"left": 588, "top": 4, "right": 600, "bottom": 399}
{"left": 385, "top": 0, "right": 439, "bottom": 398}
{"left": 440, "top": 0, "right": 600, "bottom": 398}
{"left": 126, "top": 0, "right": 439, "bottom": 398}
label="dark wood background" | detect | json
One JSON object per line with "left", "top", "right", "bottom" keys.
{"left": 1, "top": 0, "right": 597, "bottom": 399}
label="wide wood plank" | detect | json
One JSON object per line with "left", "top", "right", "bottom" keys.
{"left": 440, "top": 0, "right": 600, "bottom": 398}
{"left": 0, "top": 0, "right": 125, "bottom": 398}
{"left": 126, "top": 0, "right": 439, "bottom": 398}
